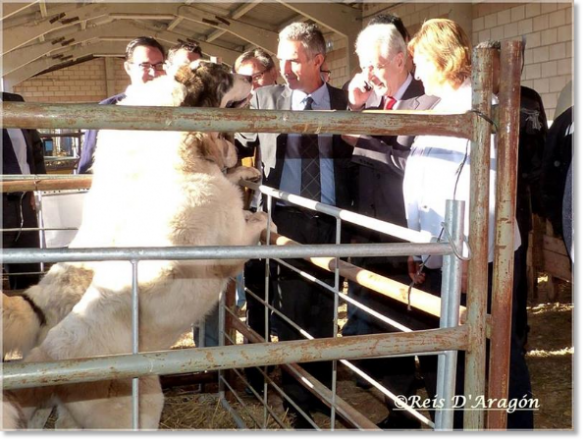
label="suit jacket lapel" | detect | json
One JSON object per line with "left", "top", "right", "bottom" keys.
{"left": 327, "top": 84, "right": 347, "bottom": 111}
{"left": 272, "top": 86, "right": 292, "bottom": 181}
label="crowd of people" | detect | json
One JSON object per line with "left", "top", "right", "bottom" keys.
{"left": 3, "top": 13, "right": 573, "bottom": 431}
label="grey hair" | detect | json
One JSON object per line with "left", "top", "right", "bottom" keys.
{"left": 279, "top": 22, "right": 326, "bottom": 58}
{"left": 355, "top": 23, "right": 407, "bottom": 61}
{"left": 235, "top": 48, "right": 276, "bottom": 72}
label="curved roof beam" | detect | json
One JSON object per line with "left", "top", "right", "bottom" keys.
{"left": 2, "top": 3, "right": 109, "bottom": 55}
{"left": 1, "top": 1, "right": 39, "bottom": 21}
{"left": 2, "top": 21, "right": 145, "bottom": 76}
{"left": 4, "top": 3, "right": 278, "bottom": 59}
{"left": 4, "top": 40, "right": 127, "bottom": 86}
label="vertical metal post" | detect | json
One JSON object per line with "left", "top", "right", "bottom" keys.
{"left": 487, "top": 40, "right": 523, "bottom": 430}
{"left": 435, "top": 200, "right": 465, "bottom": 430}
{"left": 131, "top": 259, "right": 140, "bottom": 430}
{"left": 218, "top": 287, "right": 227, "bottom": 399}
{"left": 34, "top": 191, "right": 46, "bottom": 273}
{"left": 263, "top": 194, "right": 273, "bottom": 429}
{"left": 329, "top": 217, "right": 342, "bottom": 430}
{"left": 464, "top": 47, "right": 495, "bottom": 430}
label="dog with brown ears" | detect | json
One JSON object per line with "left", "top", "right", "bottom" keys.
{"left": 2, "top": 61, "right": 273, "bottom": 430}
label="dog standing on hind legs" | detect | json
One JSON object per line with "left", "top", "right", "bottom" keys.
{"left": 2, "top": 61, "right": 274, "bottom": 429}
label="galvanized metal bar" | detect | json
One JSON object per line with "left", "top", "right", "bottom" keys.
{"left": 487, "top": 40, "right": 523, "bottom": 430}
{"left": 270, "top": 232, "right": 464, "bottom": 320}
{"left": 218, "top": 362, "right": 265, "bottom": 430}
{"left": 218, "top": 287, "right": 227, "bottom": 399}
{"left": 220, "top": 395, "right": 249, "bottom": 430}
{"left": 221, "top": 361, "right": 287, "bottom": 429}
{"left": 131, "top": 260, "right": 139, "bottom": 430}
{"left": 330, "top": 217, "right": 342, "bottom": 430}
{"left": 464, "top": 46, "right": 495, "bottom": 430}
{"left": 221, "top": 334, "right": 317, "bottom": 430}
{"left": 270, "top": 258, "right": 415, "bottom": 332}
{"left": 229, "top": 316, "right": 381, "bottom": 430}
{"left": 223, "top": 327, "right": 314, "bottom": 430}
{"left": 2, "top": 102, "right": 473, "bottom": 139}
{"left": 2, "top": 175, "right": 431, "bottom": 245}
{"left": 435, "top": 200, "right": 465, "bottom": 430}
{"left": 34, "top": 191, "right": 46, "bottom": 274}
{"left": 1, "top": 242, "right": 452, "bottom": 264}
{"left": 247, "top": 181, "right": 431, "bottom": 244}
{"left": 231, "top": 296, "right": 434, "bottom": 428}
{"left": 2, "top": 327, "right": 468, "bottom": 390}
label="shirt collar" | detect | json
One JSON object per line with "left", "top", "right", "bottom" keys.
{"left": 292, "top": 81, "right": 329, "bottom": 110}
{"left": 393, "top": 74, "right": 413, "bottom": 101}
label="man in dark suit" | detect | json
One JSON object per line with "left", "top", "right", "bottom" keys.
{"left": 77, "top": 36, "right": 166, "bottom": 174}
{"left": 340, "top": 21, "right": 440, "bottom": 429}
{"left": 236, "top": 22, "right": 356, "bottom": 428}
{"left": 2, "top": 92, "right": 47, "bottom": 289}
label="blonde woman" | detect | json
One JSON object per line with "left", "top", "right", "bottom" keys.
{"left": 406, "top": 19, "right": 533, "bottom": 429}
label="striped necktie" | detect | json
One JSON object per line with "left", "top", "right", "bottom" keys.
{"left": 299, "top": 97, "right": 321, "bottom": 201}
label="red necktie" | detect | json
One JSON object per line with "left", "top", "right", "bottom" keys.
{"left": 384, "top": 96, "right": 396, "bottom": 110}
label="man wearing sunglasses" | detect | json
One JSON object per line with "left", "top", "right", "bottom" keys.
{"left": 77, "top": 36, "right": 166, "bottom": 174}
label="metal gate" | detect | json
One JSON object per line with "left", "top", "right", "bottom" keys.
{"left": 1, "top": 42, "right": 522, "bottom": 430}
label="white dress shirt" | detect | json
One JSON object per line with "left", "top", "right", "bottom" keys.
{"left": 404, "top": 78, "right": 521, "bottom": 268}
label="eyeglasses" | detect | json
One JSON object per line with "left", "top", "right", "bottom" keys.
{"left": 131, "top": 62, "right": 165, "bottom": 72}
{"left": 250, "top": 69, "right": 267, "bottom": 81}
{"left": 320, "top": 70, "right": 331, "bottom": 74}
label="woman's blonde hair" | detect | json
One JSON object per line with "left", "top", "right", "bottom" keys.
{"left": 408, "top": 19, "right": 472, "bottom": 88}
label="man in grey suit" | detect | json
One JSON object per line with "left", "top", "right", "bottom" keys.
{"left": 341, "top": 21, "right": 440, "bottom": 429}
{"left": 236, "top": 22, "right": 356, "bottom": 428}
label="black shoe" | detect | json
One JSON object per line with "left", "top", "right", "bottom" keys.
{"left": 244, "top": 385, "right": 264, "bottom": 397}
{"left": 377, "top": 414, "right": 422, "bottom": 430}
{"left": 288, "top": 410, "right": 315, "bottom": 430}
{"left": 356, "top": 377, "right": 373, "bottom": 390}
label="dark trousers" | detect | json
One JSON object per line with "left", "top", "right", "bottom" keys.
{"left": 2, "top": 192, "right": 42, "bottom": 290}
{"left": 271, "top": 207, "right": 337, "bottom": 414}
{"left": 243, "top": 258, "right": 275, "bottom": 391}
{"left": 417, "top": 251, "right": 534, "bottom": 429}
{"left": 342, "top": 259, "right": 431, "bottom": 423}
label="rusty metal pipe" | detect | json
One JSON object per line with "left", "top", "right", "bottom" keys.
{"left": 1, "top": 176, "right": 92, "bottom": 193}
{"left": 464, "top": 47, "right": 495, "bottom": 430}
{"left": 487, "top": 41, "right": 523, "bottom": 430}
{"left": 1, "top": 102, "right": 473, "bottom": 138}
{"left": 2, "top": 327, "right": 468, "bottom": 390}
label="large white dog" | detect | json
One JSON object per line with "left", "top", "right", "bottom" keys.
{"left": 2, "top": 61, "right": 272, "bottom": 429}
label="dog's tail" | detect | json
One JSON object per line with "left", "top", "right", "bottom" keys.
{"left": 2, "top": 291, "right": 45, "bottom": 360}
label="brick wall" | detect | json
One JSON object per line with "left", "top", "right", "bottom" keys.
{"left": 11, "top": 2, "right": 573, "bottom": 118}
{"left": 13, "top": 57, "right": 128, "bottom": 103}
{"left": 323, "top": 31, "right": 350, "bottom": 89}
{"left": 472, "top": 2, "right": 573, "bottom": 120}
{"left": 363, "top": 1, "right": 573, "bottom": 121}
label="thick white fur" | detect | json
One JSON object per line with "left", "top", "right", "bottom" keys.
{"left": 2, "top": 62, "right": 270, "bottom": 429}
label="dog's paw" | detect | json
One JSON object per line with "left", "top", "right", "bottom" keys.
{"left": 226, "top": 166, "right": 261, "bottom": 184}
{"left": 243, "top": 211, "right": 277, "bottom": 234}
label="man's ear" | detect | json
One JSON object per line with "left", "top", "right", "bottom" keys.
{"left": 314, "top": 53, "right": 325, "bottom": 70}
{"left": 395, "top": 52, "right": 405, "bottom": 70}
{"left": 124, "top": 61, "right": 133, "bottom": 76}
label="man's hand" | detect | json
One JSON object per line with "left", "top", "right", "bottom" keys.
{"left": 341, "top": 134, "right": 360, "bottom": 147}
{"left": 407, "top": 256, "right": 425, "bottom": 285}
{"left": 347, "top": 72, "right": 373, "bottom": 111}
